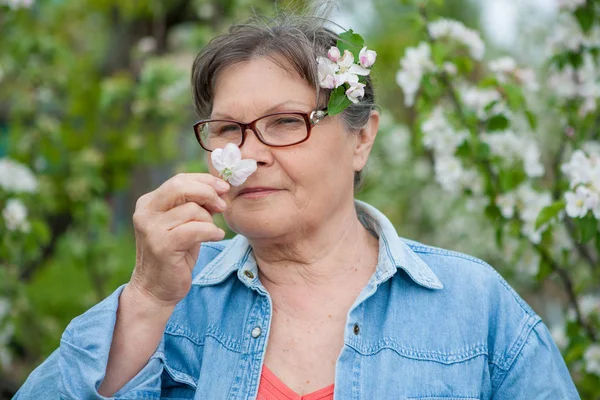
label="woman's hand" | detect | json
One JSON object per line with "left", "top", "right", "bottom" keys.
{"left": 129, "top": 173, "right": 230, "bottom": 308}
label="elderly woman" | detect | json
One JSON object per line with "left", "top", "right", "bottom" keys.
{"left": 17, "top": 14, "right": 578, "bottom": 400}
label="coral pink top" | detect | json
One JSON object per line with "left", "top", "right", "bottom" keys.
{"left": 256, "top": 365, "right": 335, "bottom": 400}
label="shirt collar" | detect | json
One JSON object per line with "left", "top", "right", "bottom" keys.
{"left": 192, "top": 200, "right": 443, "bottom": 290}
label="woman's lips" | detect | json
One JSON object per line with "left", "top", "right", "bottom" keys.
{"left": 236, "top": 187, "right": 281, "bottom": 198}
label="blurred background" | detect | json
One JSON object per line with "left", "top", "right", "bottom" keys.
{"left": 0, "top": 0, "right": 589, "bottom": 397}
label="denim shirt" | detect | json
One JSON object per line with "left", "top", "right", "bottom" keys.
{"left": 16, "top": 200, "right": 579, "bottom": 399}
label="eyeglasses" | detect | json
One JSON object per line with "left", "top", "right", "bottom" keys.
{"left": 193, "top": 110, "right": 328, "bottom": 152}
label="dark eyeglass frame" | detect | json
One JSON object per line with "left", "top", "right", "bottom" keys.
{"left": 193, "top": 109, "right": 328, "bottom": 152}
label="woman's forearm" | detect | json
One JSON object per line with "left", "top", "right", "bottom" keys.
{"left": 98, "top": 284, "right": 175, "bottom": 397}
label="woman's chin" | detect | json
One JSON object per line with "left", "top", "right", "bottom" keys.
{"left": 224, "top": 207, "right": 293, "bottom": 240}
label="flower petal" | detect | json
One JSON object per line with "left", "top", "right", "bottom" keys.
{"left": 228, "top": 159, "right": 258, "bottom": 186}
{"left": 210, "top": 148, "right": 226, "bottom": 173}
{"left": 349, "top": 64, "right": 371, "bottom": 76}
{"left": 337, "top": 50, "right": 355, "bottom": 69}
{"left": 222, "top": 143, "right": 242, "bottom": 167}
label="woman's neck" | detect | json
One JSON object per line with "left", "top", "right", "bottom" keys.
{"left": 249, "top": 200, "right": 379, "bottom": 315}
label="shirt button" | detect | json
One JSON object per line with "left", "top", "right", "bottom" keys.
{"left": 251, "top": 326, "right": 262, "bottom": 338}
{"left": 353, "top": 324, "right": 360, "bottom": 335}
{"left": 244, "top": 270, "right": 255, "bottom": 279}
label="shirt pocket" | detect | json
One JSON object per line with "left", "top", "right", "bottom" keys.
{"left": 353, "top": 338, "right": 490, "bottom": 399}
{"left": 160, "top": 363, "right": 197, "bottom": 400}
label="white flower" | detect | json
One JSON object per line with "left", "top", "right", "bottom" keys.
{"left": 421, "top": 106, "right": 467, "bottom": 156}
{"left": 0, "top": 158, "right": 38, "bottom": 193}
{"left": 557, "top": 0, "right": 586, "bottom": 12}
{"left": 547, "top": 53, "right": 600, "bottom": 116}
{"left": 523, "top": 143, "right": 545, "bottom": 178}
{"left": 317, "top": 57, "right": 338, "bottom": 89}
{"left": 459, "top": 86, "right": 504, "bottom": 120}
{"left": 584, "top": 344, "right": 600, "bottom": 376}
{"left": 480, "top": 131, "right": 544, "bottom": 177}
{"left": 514, "top": 183, "right": 552, "bottom": 244}
{"left": 580, "top": 294, "right": 600, "bottom": 318}
{"left": 562, "top": 149, "right": 600, "bottom": 188}
{"left": 210, "top": 143, "right": 257, "bottom": 187}
{"left": 434, "top": 155, "right": 465, "bottom": 194}
{"left": 317, "top": 47, "right": 373, "bottom": 104}
{"left": 2, "top": 0, "right": 34, "bottom": 9}
{"left": 137, "top": 37, "right": 157, "bottom": 54}
{"left": 428, "top": 18, "right": 485, "bottom": 60}
{"left": 496, "top": 192, "right": 516, "bottom": 219}
{"left": 359, "top": 46, "right": 377, "bottom": 68}
{"left": 2, "top": 198, "right": 30, "bottom": 232}
{"left": 550, "top": 325, "right": 569, "bottom": 350}
{"left": 327, "top": 46, "right": 341, "bottom": 63}
{"left": 442, "top": 62, "right": 458, "bottom": 75}
{"left": 336, "top": 50, "right": 370, "bottom": 85}
{"left": 345, "top": 82, "right": 366, "bottom": 104}
{"left": 396, "top": 42, "right": 434, "bottom": 107}
{"left": 489, "top": 56, "right": 539, "bottom": 92}
{"left": 565, "top": 186, "right": 591, "bottom": 218}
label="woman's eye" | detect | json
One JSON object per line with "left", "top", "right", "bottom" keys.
{"left": 276, "top": 118, "right": 302, "bottom": 125}
{"left": 218, "top": 125, "right": 240, "bottom": 134}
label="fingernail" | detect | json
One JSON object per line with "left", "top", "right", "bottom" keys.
{"left": 218, "top": 198, "right": 227, "bottom": 209}
{"left": 215, "top": 180, "right": 229, "bottom": 191}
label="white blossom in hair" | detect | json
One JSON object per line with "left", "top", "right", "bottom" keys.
{"left": 316, "top": 29, "right": 377, "bottom": 115}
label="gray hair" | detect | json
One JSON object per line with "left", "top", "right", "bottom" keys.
{"left": 191, "top": 11, "right": 376, "bottom": 187}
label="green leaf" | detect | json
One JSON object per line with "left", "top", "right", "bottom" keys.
{"left": 574, "top": 6, "right": 594, "bottom": 33}
{"left": 498, "top": 169, "right": 526, "bottom": 192}
{"left": 536, "top": 258, "right": 553, "bottom": 281}
{"left": 574, "top": 213, "right": 598, "bottom": 244}
{"left": 455, "top": 56, "right": 473, "bottom": 74}
{"left": 535, "top": 201, "right": 566, "bottom": 230}
{"left": 431, "top": 42, "right": 448, "bottom": 65}
{"left": 486, "top": 114, "right": 510, "bottom": 131}
{"left": 336, "top": 29, "right": 364, "bottom": 62}
{"left": 525, "top": 110, "right": 538, "bottom": 131}
{"left": 502, "top": 83, "right": 524, "bottom": 109}
{"left": 327, "top": 86, "right": 352, "bottom": 116}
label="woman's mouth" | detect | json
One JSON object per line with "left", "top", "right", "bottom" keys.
{"left": 236, "top": 187, "right": 282, "bottom": 199}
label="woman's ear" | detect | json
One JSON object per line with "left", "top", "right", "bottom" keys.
{"left": 353, "top": 110, "right": 380, "bottom": 172}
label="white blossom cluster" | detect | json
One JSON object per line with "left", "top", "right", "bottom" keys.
{"left": 0, "top": 158, "right": 37, "bottom": 233}
{"left": 1, "top": 0, "right": 33, "bottom": 9}
{"left": 420, "top": 107, "right": 482, "bottom": 195}
{"left": 495, "top": 183, "right": 553, "bottom": 244}
{"left": 421, "top": 106, "right": 468, "bottom": 155}
{"left": 561, "top": 147, "right": 600, "bottom": 218}
{"left": 547, "top": 14, "right": 600, "bottom": 54}
{"left": 2, "top": 198, "right": 30, "bottom": 232}
{"left": 0, "top": 158, "right": 38, "bottom": 193}
{"left": 488, "top": 57, "right": 539, "bottom": 92}
{"left": 427, "top": 18, "right": 485, "bottom": 61}
{"left": 396, "top": 42, "right": 434, "bottom": 107}
{"left": 548, "top": 54, "right": 600, "bottom": 117}
{"left": 481, "top": 130, "right": 545, "bottom": 178}
{"left": 545, "top": 13, "right": 600, "bottom": 117}
{"left": 458, "top": 85, "right": 506, "bottom": 120}
{"left": 585, "top": 344, "right": 600, "bottom": 376}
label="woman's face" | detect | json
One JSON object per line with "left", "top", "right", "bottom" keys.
{"left": 208, "top": 57, "right": 377, "bottom": 240}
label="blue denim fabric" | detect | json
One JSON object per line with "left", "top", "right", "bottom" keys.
{"left": 15, "top": 200, "right": 580, "bottom": 399}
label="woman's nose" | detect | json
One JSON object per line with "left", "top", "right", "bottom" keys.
{"left": 240, "top": 128, "right": 272, "bottom": 164}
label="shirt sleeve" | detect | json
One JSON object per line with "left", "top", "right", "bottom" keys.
{"left": 16, "top": 284, "right": 167, "bottom": 400}
{"left": 492, "top": 320, "right": 581, "bottom": 399}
